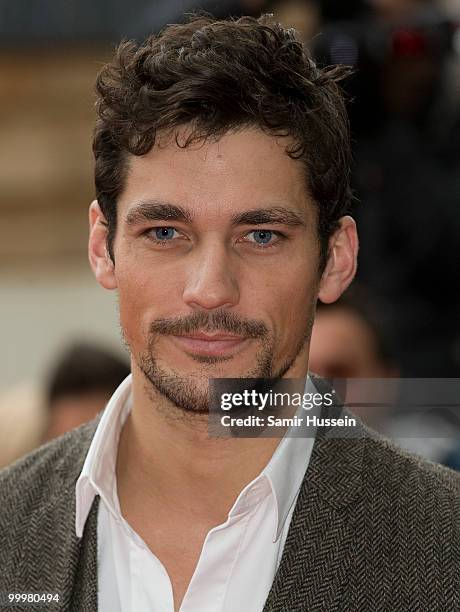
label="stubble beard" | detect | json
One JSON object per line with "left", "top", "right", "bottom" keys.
{"left": 135, "top": 314, "right": 314, "bottom": 417}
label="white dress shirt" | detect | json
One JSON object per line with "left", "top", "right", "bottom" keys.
{"left": 75, "top": 375, "right": 316, "bottom": 612}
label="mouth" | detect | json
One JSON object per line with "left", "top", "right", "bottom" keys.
{"left": 171, "top": 331, "right": 249, "bottom": 357}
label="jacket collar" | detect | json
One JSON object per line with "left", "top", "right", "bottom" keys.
{"left": 263, "top": 393, "right": 366, "bottom": 612}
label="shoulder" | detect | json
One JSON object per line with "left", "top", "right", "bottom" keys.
{"left": 356, "top": 430, "right": 460, "bottom": 558}
{"left": 0, "top": 419, "right": 98, "bottom": 534}
{"left": 0, "top": 419, "right": 99, "bottom": 593}
{"left": 345, "top": 430, "right": 460, "bottom": 605}
{"left": 309, "top": 372, "right": 460, "bottom": 505}
{"left": 363, "top": 431, "right": 460, "bottom": 500}
{"left": 311, "top": 397, "right": 460, "bottom": 524}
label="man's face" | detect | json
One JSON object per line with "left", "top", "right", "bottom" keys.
{"left": 95, "top": 127, "right": 327, "bottom": 413}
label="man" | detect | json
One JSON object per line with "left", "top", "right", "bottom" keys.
{"left": 1, "top": 14, "right": 459, "bottom": 612}
{"left": 309, "top": 285, "right": 399, "bottom": 380}
{"left": 44, "top": 342, "right": 130, "bottom": 441}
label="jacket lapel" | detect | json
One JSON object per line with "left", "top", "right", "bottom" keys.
{"left": 25, "top": 420, "right": 101, "bottom": 611}
{"left": 263, "top": 418, "right": 365, "bottom": 612}
{"left": 69, "top": 496, "right": 100, "bottom": 611}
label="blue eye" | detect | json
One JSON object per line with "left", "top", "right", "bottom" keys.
{"left": 250, "top": 230, "right": 273, "bottom": 245}
{"left": 155, "top": 227, "right": 176, "bottom": 240}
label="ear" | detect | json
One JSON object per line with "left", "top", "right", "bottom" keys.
{"left": 318, "top": 215, "right": 358, "bottom": 304}
{"left": 88, "top": 200, "right": 117, "bottom": 290}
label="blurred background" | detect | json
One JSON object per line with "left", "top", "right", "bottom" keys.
{"left": 1, "top": 0, "right": 460, "bottom": 467}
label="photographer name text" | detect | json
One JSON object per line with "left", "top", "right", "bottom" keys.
{"left": 220, "top": 414, "right": 357, "bottom": 428}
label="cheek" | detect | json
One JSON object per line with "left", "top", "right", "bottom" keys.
{"left": 284, "top": 283, "right": 317, "bottom": 331}
{"left": 275, "top": 271, "right": 318, "bottom": 341}
{"left": 115, "top": 265, "right": 182, "bottom": 344}
{"left": 264, "top": 261, "right": 318, "bottom": 310}
{"left": 248, "top": 261, "right": 318, "bottom": 344}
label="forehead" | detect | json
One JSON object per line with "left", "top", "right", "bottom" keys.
{"left": 117, "top": 126, "right": 313, "bottom": 221}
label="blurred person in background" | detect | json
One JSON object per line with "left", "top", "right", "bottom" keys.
{"left": 370, "top": 0, "right": 436, "bottom": 22}
{"left": 309, "top": 283, "right": 460, "bottom": 469}
{"left": 310, "top": 286, "right": 460, "bottom": 466}
{"left": 313, "top": 0, "right": 460, "bottom": 377}
{"left": 266, "top": 0, "right": 321, "bottom": 42}
{"left": 44, "top": 342, "right": 130, "bottom": 441}
{"left": 310, "top": 284, "right": 400, "bottom": 430}
{"left": 0, "top": 343, "right": 129, "bottom": 469}
{"left": 0, "top": 383, "right": 47, "bottom": 469}
{"left": 310, "top": 284, "right": 398, "bottom": 380}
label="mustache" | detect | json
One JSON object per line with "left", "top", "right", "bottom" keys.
{"left": 149, "top": 310, "right": 269, "bottom": 339}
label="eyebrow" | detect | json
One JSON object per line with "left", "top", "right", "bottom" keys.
{"left": 125, "top": 200, "right": 193, "bottom": 226}
{"left": 125, "top": 200, "right": 306, "bottom": 228}
{"left": 231, "top": 207, "right": 306, "bottom": 228}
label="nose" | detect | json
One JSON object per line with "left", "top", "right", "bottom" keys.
{"left": 182, "top": 239, "right": 240, "bottom": 311}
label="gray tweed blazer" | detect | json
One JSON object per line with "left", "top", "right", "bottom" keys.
{"left": 0, "top": 408, "right": 459, "bottom": 611}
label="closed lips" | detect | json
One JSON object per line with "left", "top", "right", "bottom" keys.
{"left": 179, "top": 332, "right": 244, "bottom": 341}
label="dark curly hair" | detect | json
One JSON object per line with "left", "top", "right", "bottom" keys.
{"left": 93, "top": 14, "right": 353, "bottom": 271}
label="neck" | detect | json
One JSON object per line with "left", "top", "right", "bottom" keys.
{"left": 116, "top": 360, "right": 309, "bottom": 525}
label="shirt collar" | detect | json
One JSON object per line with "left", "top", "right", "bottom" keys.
{"left": 75, "top": 374, "right": 132, "bottom": 538}
{"left": 259, "top": 377, "right": 316, "bottom": 541}
{"left": 75, "top": 375, "right": 316, "bottom": 542}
